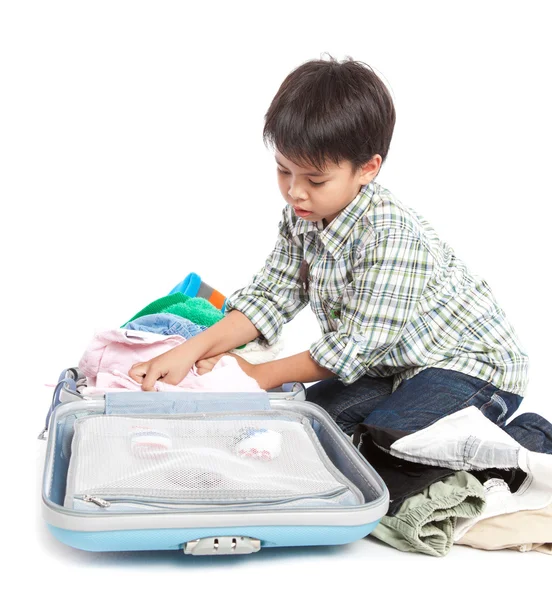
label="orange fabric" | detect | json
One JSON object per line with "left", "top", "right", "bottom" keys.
{"left": 209, "top": 290, "right": 226, "bottom": 310}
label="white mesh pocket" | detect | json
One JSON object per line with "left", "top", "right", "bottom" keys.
{"left": 64, "top": 412, "right": 363, "bottom": 511}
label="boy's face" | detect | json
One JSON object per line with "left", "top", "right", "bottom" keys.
{"left": 274, "top": 151, "right": 381, "bottom": 226}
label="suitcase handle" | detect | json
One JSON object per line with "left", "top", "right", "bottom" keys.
{"left": 105, "top": 391, "right": 271, "bottom": 415}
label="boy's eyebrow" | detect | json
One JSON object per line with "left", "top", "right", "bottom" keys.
{"left": 275, "top": 159, "right": 328, "bottom": 177}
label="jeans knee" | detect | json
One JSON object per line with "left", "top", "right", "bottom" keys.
{"left": 504, "top": 412, "right": 552, "bottom": 454}
{"left": 507, "top": 411, "right": 551, "bottom": 431}
{"left": 332, "top": 408, "right": 363, "bottom": 436}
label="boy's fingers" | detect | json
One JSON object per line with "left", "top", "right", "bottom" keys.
{"left": 195, "top": 357, "right": 220, "bottom": 375}
{"left": 195, "top": 360, "right": 211, "bottom": 375}
{"left": 128, "top": 362, "right": 160, "bottom": 391}
{"left": 141, "top": 365, "right": 165, "bottom": 391}
{"left": 128, "top": 362, "right": 147, "bottom": 383}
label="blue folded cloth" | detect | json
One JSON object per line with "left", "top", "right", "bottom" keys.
{"left": 124, "top": 313, "right": 207, "bottom": 339}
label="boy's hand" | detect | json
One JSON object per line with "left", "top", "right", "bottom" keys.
{"left": 129, "top": 345, "right": 198, "bottom": 391}
{"left": 129, "top": 348, "right": 260, "bottom": 391}
{"left": 196, "top": 353, "right": 258, "bottom": 382}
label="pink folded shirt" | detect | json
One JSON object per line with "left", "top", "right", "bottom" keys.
{"left": 78, "top": 329, "right": 261, "bottom": 394}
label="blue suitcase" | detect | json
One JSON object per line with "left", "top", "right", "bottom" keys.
{"left": 40, "top": 368, "right": 389, "bottom": 556}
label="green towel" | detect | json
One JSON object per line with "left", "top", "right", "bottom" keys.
{"left": 122, "top": 293, "right": 224, "bottom": 328}
{"left": 122, "top": 293, "right": 245, "bottom": 349}
{"left": 159, "top": 297, "right": 224, "bottom": 328}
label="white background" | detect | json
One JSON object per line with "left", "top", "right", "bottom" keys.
{"left": 1, "top": 0, "right": 551, "bottom": 596}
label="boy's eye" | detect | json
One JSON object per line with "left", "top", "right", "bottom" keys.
{"left": 277, "top": 169, "right": 326, "bottom": 186}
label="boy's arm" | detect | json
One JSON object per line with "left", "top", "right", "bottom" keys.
{"left": 192, "top": 309, "right": 260, "bottom": 358}
{"left": 221, "top": 350, "right": 335, "bottom": 390}
{"left": 224, "top": 208, "right": 308, "bottom": 347}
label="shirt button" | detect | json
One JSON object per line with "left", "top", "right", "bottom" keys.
{"left": 353, "top": 334, "right": 365, "bottom": 343}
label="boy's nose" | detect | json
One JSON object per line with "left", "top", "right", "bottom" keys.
{"left": 288, "top": 184, "right": 308, "bottom": 202}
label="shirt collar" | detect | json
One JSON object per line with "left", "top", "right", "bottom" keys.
{"left": 291, "top": 182, "right": 377, "bottom": 258}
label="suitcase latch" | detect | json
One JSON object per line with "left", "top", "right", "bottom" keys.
{"left": 184, "top": 536, "right": 261, "bottom": 555}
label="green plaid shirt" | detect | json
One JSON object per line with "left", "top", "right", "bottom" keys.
{"left": 226, "top": 181, "right": 528, "bottom": 394}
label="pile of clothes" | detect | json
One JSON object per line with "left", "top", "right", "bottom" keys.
{"left": 77, "top": 275, "right": 284, "bottom": 396}
{"left": 355, "top": 406, "right": 552, "bottom": 556}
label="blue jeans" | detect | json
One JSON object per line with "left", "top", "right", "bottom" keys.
{"left": 306, "top": 367, "right": 552, "bottom": 454}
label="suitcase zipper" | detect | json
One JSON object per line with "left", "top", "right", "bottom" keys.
{"left": 82, "top": 495, "right": 111, "bottom": 508}
{"left": 76, "top": 486, "right": 352, "bottom": 511}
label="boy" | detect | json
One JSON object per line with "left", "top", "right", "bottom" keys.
{"left": 129, "top": 56, "right": 528, "bottom": 435}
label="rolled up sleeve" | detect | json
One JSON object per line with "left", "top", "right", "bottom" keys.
{"left": 309, "top": 229, "right": 435, "bottom": 384}
{"left": 225, "top": 210, "right": 308, "bottom": 345}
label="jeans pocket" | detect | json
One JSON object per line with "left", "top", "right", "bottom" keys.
{"left": 465, "top": 387, "right": 520, "bottom": 426}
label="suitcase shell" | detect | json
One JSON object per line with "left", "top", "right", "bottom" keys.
{"left": 41, "top": 372, "right": 389, "bottom": 555}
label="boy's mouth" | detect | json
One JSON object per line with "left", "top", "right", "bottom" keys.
{"left": 294, "top": 207, "right": 313, "bottom": 217}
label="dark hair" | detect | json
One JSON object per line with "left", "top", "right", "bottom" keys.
{"left": 263, "top": 54, "right": 396, "bottom": 173}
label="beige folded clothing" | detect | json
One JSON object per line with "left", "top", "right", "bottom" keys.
{"left": 457, "top": 502, "right": 552, "bottom": 554}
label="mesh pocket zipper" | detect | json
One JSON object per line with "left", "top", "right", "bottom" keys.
{"left": 74, "top": 486, "right": 359, "bottom": 512}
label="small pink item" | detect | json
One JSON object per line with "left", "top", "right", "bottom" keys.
{"left": 234, "top": 428, "right": 282, "bottom": 461}
{"left": 130, "top": 426, "right": 172, "bottom": 457}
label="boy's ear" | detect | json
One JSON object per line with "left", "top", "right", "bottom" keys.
{"left": 358, "top": 154, "right": 382, "bottom": 184}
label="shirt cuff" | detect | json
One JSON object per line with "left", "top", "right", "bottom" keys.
{"left": 309, "top": 332, "right": 368, "bottom": 384}
{"left": 225, "top": 294, "right": 283, "bottom": 347}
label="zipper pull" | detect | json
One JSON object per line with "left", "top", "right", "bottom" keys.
{"left": 82, "top": 494, "right": 111, "bottom": 508}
